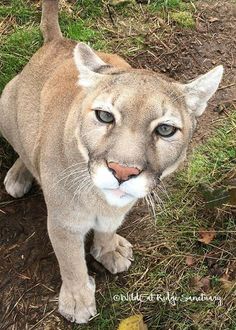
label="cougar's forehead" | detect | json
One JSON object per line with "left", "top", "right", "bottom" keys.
{"left": 90, "top": 72, "right": 187, "bottom": 129}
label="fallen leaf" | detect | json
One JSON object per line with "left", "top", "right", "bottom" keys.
{"left": 228, "top": 261, "right": 236, "bottom": 280}
{"left": 198, "top": 228, "right": 216, "bottom": 244}
{"left": 209, "top": 264, "right": 225, "bottom": 277}
{"left": 201, "top": 185, "right": 230, "bottom": 208}
{"left": 17, "top": 273, "right": 31, "bottom": 280}
{"left": 229, "top": 187, "right": 236, "bottom": 205}
{"left": 209, "top": 17, "right": 219, "bottom": 23}
{"left": 109, "top": 0, "right": 132, "bottom": 5}
{"left": 220, "top": 273, "right": 236, "bottom": 291}
{"left": 195, "top": 21, "right": 207, "bottom": 33}
{"left": 186, "top": 255, "right": 195, "bottom": 266}
{"left": 191, "top": 276, "right": 211, "bottom": 292}
{"left": 117, "top": 314, "right": 148, "bottom": 330}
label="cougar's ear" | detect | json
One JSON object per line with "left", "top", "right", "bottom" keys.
{"left": 73, "top": 43, "right": 107, "bottom": 88}
{"left": 183, "top": 65, "right": 223, "bottom": 117}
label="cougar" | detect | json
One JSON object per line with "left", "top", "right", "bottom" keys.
{"left": 0, "top": 0, "right": 223, "bottom": 324}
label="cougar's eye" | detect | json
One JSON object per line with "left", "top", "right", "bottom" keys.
{"left": 95, "top": 110, "right": 115, "bottom": 124}
{"left": 155, "top": 124, "right": 177, "bottom": 137}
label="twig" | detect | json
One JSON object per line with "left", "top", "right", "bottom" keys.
{"left": 132, "top": 267, "right": 149, "bottom": 288}
{"left": 106, "top": 4, "right": 116, "bottom": 27}
{"left": 1, "top": 284, "right": 40, "bottom": 323}
{"left": 218, "top": 83, "right": 236, "bottom": 91}
{"left": 29, "top": 308, "right": 57, "bottom": 330}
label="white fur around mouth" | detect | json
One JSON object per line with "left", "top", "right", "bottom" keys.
{"left": 102, "top": 188, "right": 135, "bottom": 207}
{"left": 104, "top": 188, "right": 131, "bottom": 198}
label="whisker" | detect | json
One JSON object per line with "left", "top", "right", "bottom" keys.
{"left": 67, "top": 173, "right": 89, "bottom": 191}
{"left": 151, "top": 190, "right": 164, "bottom": 206}
{"left": 159, "top": 180, "right": 170, "bottom": 201}
{"left": 72, "top": 177, "right": 91, "bottom": 202}
{"left": 83, "top": 181, "right": 94, "bottom": 196}
{"left": 145, "top": 193, "right": 156, "bottom": 219}
{"left": 55, "top": 165, "right": 89, "bottom": 188}
{"left": 144, "top": 196, "right": 151, "bottom": 213}
{"left": 60, "top": 161, "right": 87, "bottom": 173}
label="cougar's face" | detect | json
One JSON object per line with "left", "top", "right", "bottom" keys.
{"left": 77, "top": 74, "right": 193, "bottom": 207}
{"left": 73, "top": 43, "right": 223, "bottom": 207}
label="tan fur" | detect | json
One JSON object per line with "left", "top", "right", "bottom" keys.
{"left": 40, "top": 0, "right": 62, "bottom": 43}
{"left": 0, "top": 0, "right": 223, "bottom": 324}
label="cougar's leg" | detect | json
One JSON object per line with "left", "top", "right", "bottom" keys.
{"left": 4, "top": 158, "right": 33, "bottom": 198}
{"left": 90, "top": 215, "right": 134, "bottom": 274}
{"left": 47, "top": 209, "right": 97, "bottom": 324}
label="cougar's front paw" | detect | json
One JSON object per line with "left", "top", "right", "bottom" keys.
{"left": 91, "top": 234, "right": 133, "bottom": 274}
{"left": 58, "top": 276, "right": 97, "bottom": 324}
{"left": 4, "top": 162, "right": 33, "bottom": 198}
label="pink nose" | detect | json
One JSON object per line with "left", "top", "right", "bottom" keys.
{"left": 107, "top": 162, "right": 141, "bottom": 182}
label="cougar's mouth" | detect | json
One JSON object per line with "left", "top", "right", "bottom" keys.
{"left": 104, "top": 188, "right": 133, "bottom": 198}
{"left": 90, "top": 161, "right": 156, "bottom": 207}
{"left": 101, "top": 187, "right": 136, "bottom": 207}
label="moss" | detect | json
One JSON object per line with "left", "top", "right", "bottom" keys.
{"left": 170, "top": 11, "right": 195, "bottom": 28}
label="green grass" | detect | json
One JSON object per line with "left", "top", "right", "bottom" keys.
{"left": 149, "top": 0, "right": 194, "bottom": 11}
{"left": 0, "top": 26, "right": 42, "bottom": 91}
{"left": 149, "top": 0, "right": 196, "bottom": 28}
{"left": 0, "top": 0, "right": 198, "bottom": 93}
{"left": 74, "top": 0, "right": 103, "bottom": 19}
{"left": 164, "top": 111, "right": 236, "bottom": 225}
{"left": 60, "top": 16, "right": 101, "bottom": 44}
{"left": 0, "top": 0, "right": 106, "bottom": 92}
{"left": 0, "top": 0, "right": 38, "bottom": 24}
{"left": 186, "top": 117, "right": 236, "bottom": 185}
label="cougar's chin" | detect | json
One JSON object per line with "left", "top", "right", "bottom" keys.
{"left": 101, "top": 188, "right": 136, "bottom": 208}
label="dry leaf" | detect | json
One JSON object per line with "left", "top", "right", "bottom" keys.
{"left": 192, "top": 276, "right": 211, "bottom": 292}
{"left": 220, "top": 273, "right": 236, "bottom": 291}
{"left": 186, "top": 255, "right": 195, "bottom": 266}
{"left": 198, "top": 228, "right": 216, "bottom": 244}
{"left": 117, "top": 314, "right": 148, "bottom": 330}
{"left": 201, "top": 186, "right": 229, "bottom": 208}
{"left": 110, "top": 0, "right": 131, "bottom": 5}
{"left": 209, "top": 17, "right": 219, "bottom": 23}
{"left": 229, "top": 187, "right": 236, "bottom": 205}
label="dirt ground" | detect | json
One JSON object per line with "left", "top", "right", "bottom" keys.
{"left": 0, "top": 1, "right": 235, "bottom": 329}
{"left": 127, "top": 1, "right": 236, "bottom": 143}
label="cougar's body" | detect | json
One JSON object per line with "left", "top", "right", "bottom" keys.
{"left": 0, "top": 0, "right": 223, "bottom": 324}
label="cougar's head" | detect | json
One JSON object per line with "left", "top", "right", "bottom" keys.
{"left": 73, "top": 43, "right": 223, "bottom": 207}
